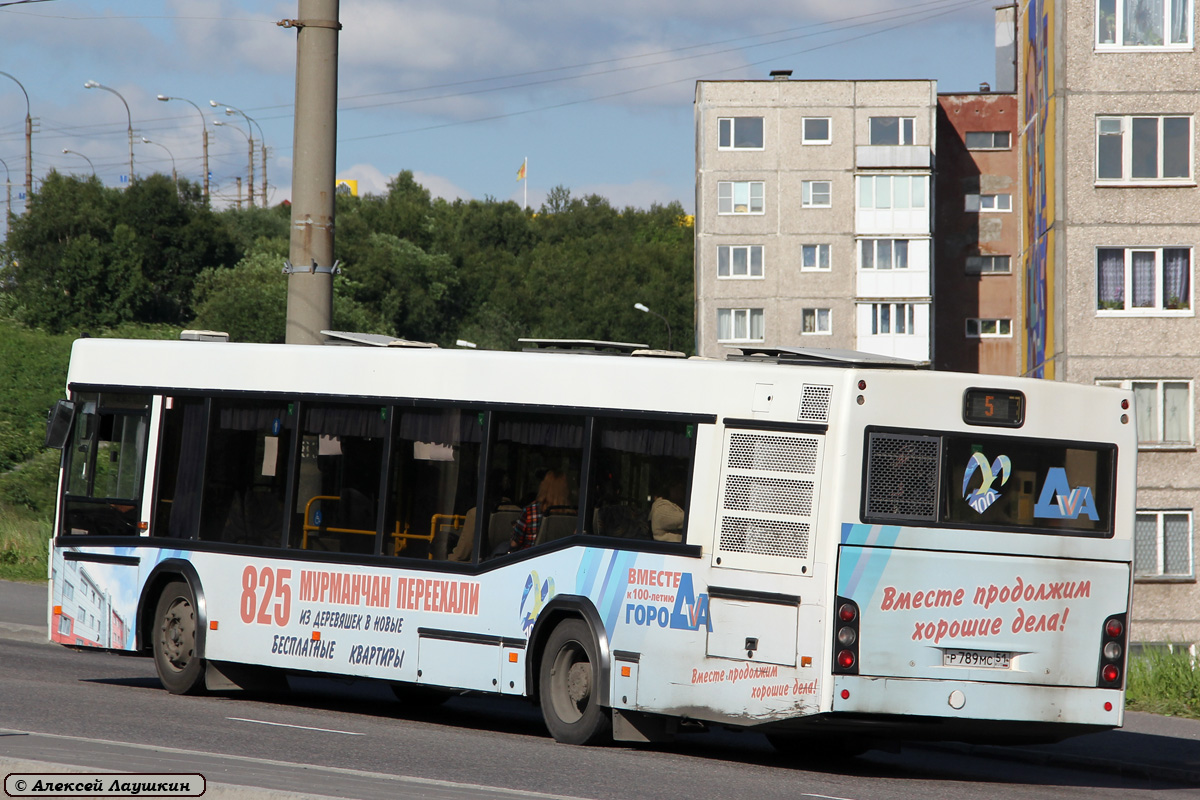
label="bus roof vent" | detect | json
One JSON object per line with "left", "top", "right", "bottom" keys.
{"left": 631, "top": 349, "right": 687, "bottom": 359}
{"left": 798, "top": 384, "right": 832, "bottom": 422}
{"left": 728, "top": 345, "right": 924, "bottom": 369}
{"left": 180, "top": 330, "right": 230, "bottom": 342}
{"left": 518, "top": 338, "right": 649, "bottom": 355}
{"left": 863, "top": 432, "right": 941, "bottom": 522}
{"left": 321, "top": 330, "right": 439, "bottom": 348}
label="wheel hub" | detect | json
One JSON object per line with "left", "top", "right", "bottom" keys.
{"left": 566, "top": 661, "right": 590, "bottom": 705}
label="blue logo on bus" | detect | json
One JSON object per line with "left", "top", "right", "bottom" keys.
{"left": 1034, "top": 467, "right": 1099, "bottom": 520}
{"left": 962, "top": 452, "right": 1011, "bottom": 513}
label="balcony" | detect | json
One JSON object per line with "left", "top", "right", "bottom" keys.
{"left": 856, "top": 146, "right": 931, "bottom": 169}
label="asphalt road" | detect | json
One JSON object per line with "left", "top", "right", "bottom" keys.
{"left": 0, "top": 579, "right": 1196, "bottom": 799}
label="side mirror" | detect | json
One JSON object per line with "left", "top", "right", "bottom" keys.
{"left": 44, "top": 400, "right": 77, "bottom": 449}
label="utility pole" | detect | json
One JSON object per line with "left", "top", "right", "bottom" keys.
{"left": 281, "top": 0, "right": 339, "bottom": 345}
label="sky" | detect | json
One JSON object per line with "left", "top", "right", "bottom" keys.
{"left": 0, "top": 0, "right": 1005, "bottom": 215}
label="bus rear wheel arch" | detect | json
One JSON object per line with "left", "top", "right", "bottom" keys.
{"left": 538, "top": 618, "right": 612, "bottom": 745}
{"left": 152, "top": 579, "right": 206, "bottom": 695}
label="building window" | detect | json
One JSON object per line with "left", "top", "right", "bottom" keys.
{"left": 966, "top": 255, "right": 1012, "bottom": 274}
{"left": 1097, "top": 379, "right": 1192, "bottom": 444}
{"left": 57, "top": 615, "right": 72, "bottom": 636}
{"left": 718, "top": 181, "right": 765, "bottom": 214}
{"left": 965, "top": 318, "right": 1012, "bottom": 337}
{"left": 1097, "top": 247, "right": 1191, "bottom": 311}
{"left": 859, "top": 239, "right": 909, "bottom": 270}
{"left": 965, "top": 131, "right": 1011, "bottom": 149}
{"left": 801, "top": 244, "right": 831, "bottom": 271}
{"left": 964, "top": 193, "right": 1012, "bottom": 212}
{"left": 869, "top": 116, "right": 915, "bottom": 145}
{"left": 63, "top": 581, "right": 74, "bottom": 601}
{"left": 872, "top": 303, "right": 916, "bottom": 335}
{"left": 1097, "top": 115, "right": 1192, "bottom": 182}
{"left": 717, "top": 245, "right": 764, "bottom": 278}
{"left": 858, "top": 175, "right": 927, "bottom": 210}
{"left": 718, "top": 117, "right": 764, "bottom": 150}
{"left": 1097, "top": 0, "right": 1192, "bottom": 47}
{"left": 802, "top": 180, "right": 832, "bottom": 208}
{"left": 801, "top": 308, "right": 831, "bottom": 334}
{"left": 1135, "top": 511, "right": 1193, "bottom": 578}
{"left": 717, "top": 308, "right": 764, "bottom": 342}
{"left": 802, "top": 117, "right": 831, "bottom": 144}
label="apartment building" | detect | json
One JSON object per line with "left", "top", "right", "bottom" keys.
{"left": 1020, "top": 0, "right": 1200, "bottom": 646}
{"left": 694, "top": 77, "right": 937, "bottom": 361}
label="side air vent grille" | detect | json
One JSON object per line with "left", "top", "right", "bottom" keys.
{"left": 864, "top": 432, "right": 941, "bottom": 522}
{"left": 724, "top": 475, "right": 813, "bottom": 516}
{"left": 719, "top": 517, "right": 810, "bottom": 559}
{"left": 728, "top": 432, "right": 818, "bottom": 474}
{"left": 799, "top": 384, "right": 832, "bottom": 422}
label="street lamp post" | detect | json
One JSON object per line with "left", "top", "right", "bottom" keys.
{"left": 157, "top": 94, "right": 208, "bottom": 197}
{"left": 634, "top": 302, "right": 672, "bottom": 351}
{"left": 0, "top": 156, "right": 10, "bottom": 235}
{"left": 141, "top": 137, "right": 177, "bottom": 184}
{"left": 212, "top": 102, "right": 266, "bottom": 205}
{"left": 61, "top": 148, "right": 95, "bottom": 176}
{"left": 84, "top": 80, "right": 134, "bottom": 183}
{"left": 0, "top": 72, "right": 32, "bottom": 206}
{"left": 210, "top": 100, "right": 257, "bottom": 207}
{"left": 212, "top": 119, "right": 250, "bottom": 209}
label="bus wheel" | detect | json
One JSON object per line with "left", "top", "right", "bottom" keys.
{"left": 538, "top": 619, "right": 611, "bottom": 745}
{"left": 153, "top": 580, "right": 206, "bottom": 695}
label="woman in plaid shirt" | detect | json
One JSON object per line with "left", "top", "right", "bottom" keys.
{"left": 510, "top": 470, "right": 570, "bottom": 551}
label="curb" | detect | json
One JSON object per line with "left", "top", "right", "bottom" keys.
{"left": 919, "top": 741, "right": 1200, "bottom": 786}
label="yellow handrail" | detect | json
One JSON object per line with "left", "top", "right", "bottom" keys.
{"left": 302, "top": 496, "right": 464, "bottom": 559}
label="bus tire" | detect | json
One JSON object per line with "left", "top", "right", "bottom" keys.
{"left": 152, "top": 580, "right": 206, "bottom": 695}
{"left": 538, "top": 618, "right": 611, "bottom": 746}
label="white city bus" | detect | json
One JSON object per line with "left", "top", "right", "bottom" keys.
{"left": 46, "top": 335, "right": 1136, "bottom": 750}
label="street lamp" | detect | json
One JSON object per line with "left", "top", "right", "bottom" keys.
{"left": 634, "top": 302, "right": 672, "bottom": 351}
{"left": 157, "top": 94, "right": 208, "bottom": 197}
{"left": 140, "top": 137, "right": 177, "bottom": 184}
{"left": 0, "top": 156, "right": 10, "bottom": 234}
{"left": 210, "top": 100, "right": 259, "bottom": 207}
{"left": 0, "top": 71, "right": 32, "bottom": 205}
{"left": 84, "top": 80, "right": 134, "bottom": 183}
{"left": 212, "top": 101, "right": 266, "bottom": 206}
{"left": 61, "top": 148, "right": 95, "bottom": 176}
{"left": 212, "top": 119, "right": 250, "bottom": 209}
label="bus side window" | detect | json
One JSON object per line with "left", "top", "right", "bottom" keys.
{"left": 290, "top": 403, "right": 388, "bottom": 554}
{"left": 588, "top": 418, "right": 694, "bottom": 543}
{"left": 153, "top": 396, "right": 206, "bottom": 539}
{"left": 198, "top": 399, "right": 294, "bottom": 548}
{"left": 61, "top": 392, "right": 151, "bottom": 537}
{"left": 485, "top": 412, "right": 584, "bottom": 558}
{"left": 386, "top": 407, "right": 483, "bottom": 560}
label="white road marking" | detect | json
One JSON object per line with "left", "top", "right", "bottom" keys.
{"left": 800, "top": 794, "right": 859, "bottom": 800}
{"left": 226, "top": 717, "right": 364, "bottom": 735}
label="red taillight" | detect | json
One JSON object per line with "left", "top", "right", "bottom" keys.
{"left": 1105, "top": 618, "right": 1124, "bottom": 638}
{"left": 837, "top": 649, "right": 856, "bottom": 669}
{"left": 838, "top": 603, "right": 857, "bottom": 623}
{"left": 1101, "top": 664, "right": 1120, "bottom": 683}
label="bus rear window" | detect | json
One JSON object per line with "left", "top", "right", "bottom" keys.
{"left": 863, "top": 428, "right": 1115, "bottom": 536}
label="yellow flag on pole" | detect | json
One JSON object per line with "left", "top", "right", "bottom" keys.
{"left": 516, "top": 159, "right": 527, "bottom": 181}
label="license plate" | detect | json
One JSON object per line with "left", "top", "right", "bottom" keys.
{"left": 942, "top": 649, "right": 1012, "bottom": 669}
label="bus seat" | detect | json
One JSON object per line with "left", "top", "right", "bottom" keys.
{"left": 536, "top": 512, "right": 576, "bottom": 545}
{"left": 488, "top": 509, "right": 522, "bottom": 553}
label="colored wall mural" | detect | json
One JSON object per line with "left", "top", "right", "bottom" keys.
{"left": 1021, "top": 0, "right": 1056, "bottom": 379}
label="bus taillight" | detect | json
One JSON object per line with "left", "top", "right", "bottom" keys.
{"left": 1098, "top": 613, "right": 1127, "bottom": 688}
{"left": 832, "top": 596, "right": 860, "bottom": 675}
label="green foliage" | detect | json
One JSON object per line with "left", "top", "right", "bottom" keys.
{"left": 0, "top": 449, "right": 60, "bottom": 514}
{"left": 1126, "top": 647, "right": 1200, "bottom": 718}
{"left": 0, "top": 504, "right": 51, "bottom": 582}
{"left": 0, "top": 318, "right": 72, "bottom": 472}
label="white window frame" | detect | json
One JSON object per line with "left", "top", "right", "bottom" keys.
{"left": 802, "top": 180, "right": 832, "bottom": 208}
{"left": 716, "top": 308, "right": 765, "bottom": 343}
{"left": 801, "top": 308, "right": 832, "bottom": 335}
{"left": 717, "top": 244, "right": 764, "bottom": 279}
{"left": 868, "top": 116, "right": 915, "bottom": 146}
{"left": 717, "top": 181, "right": 765, "bottom": 215}
{"left": 1096, "top": 246, "right": 1192, "bottom": 314}
{"left": 965, "top": 131, "right": 1012, "bottom": 150}
{"left": 858, "top": 239, "right": 910, "bottom": 270}
{"left": 718, "top": 117, "right": 765, "bottom": 151}
{"left": 802, "top": 117, "right": 832, "bottom": 145}
{"left": 965, "top": 254, "right": 1013, "bottom": 274}
{"left": 1135, "top": 510, "right": 1194, "bottom": 579}
{"left": 965, "top": 318, "right": 1013, "bottom": 338}
{"left": 964, "top": 193, "right": 1013, "bottom": 212}
{"left": 1096, "top": 0, "right": 1194, "bottom": 49}
{"left": 871, "top": 303, "right": 917, "bottom": 335}
{"left": 1096, "top": 115, "right": 1194, "bottom": 184}
{"left": 857, "top": 175, "right": 928, "bottom": 210}
{"left": 1098, "top": 378, "right": 1194, "bottom": 446}
{"left": 801, "top": 244, "right": 831, "bottom": 271}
